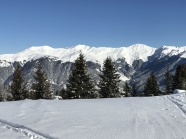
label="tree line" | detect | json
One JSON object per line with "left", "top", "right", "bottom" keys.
{"left": 0, "top": 53, "right": 186, "bottom": 101}
{"left": 61, "top": 53, "right": 121, "bottom": 99}
{"left": 0, "top": 53, "right": 121, "bottom": 101}
{"left": 7, "top": 63, "right": 53, "bottom": 101}
{"left": 124, "top": 64, "right": 186, "bottom": 97}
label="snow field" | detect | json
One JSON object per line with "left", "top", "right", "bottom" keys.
{"left": 0, "top": 92, "right": 186, "bottom": 139}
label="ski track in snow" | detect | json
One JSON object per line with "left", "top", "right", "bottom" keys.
{"left": 167, "top": 95, "right": 186, "bottom": 118}
{"left": 0, "top": 119, "right": 57, "bottom": 139}
{"left": 1, "top": 95, "right": 186, "bottom": 139}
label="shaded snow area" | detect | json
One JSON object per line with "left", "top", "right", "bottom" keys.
{"left": 0, "top": 92, "right": 186, "bottom": 139}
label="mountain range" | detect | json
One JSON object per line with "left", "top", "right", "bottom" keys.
{"left": 1, "top": 44, "right": 186, "bottom": 93}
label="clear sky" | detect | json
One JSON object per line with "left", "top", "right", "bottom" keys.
{"left": 0, "top": 0, "right": 186, "bottom": 54}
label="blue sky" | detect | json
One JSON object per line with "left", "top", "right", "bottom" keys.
{"left": 0, "top": 0, "right": 186, "bottom": 54}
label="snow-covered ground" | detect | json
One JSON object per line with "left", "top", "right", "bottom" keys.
{"left": 0, "top": 91, "right": 186, "bottom": 139}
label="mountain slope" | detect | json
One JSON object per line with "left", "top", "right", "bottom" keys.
{"left": 132, "top": 45, "right": 186, "bottom": 91}
{"left": 149, "top": 45, "right": 186, "bottom": 61}
{"left": 1, "top": 44, "right": 186, "bottom": 93}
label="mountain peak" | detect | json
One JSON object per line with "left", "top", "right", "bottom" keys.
{"left": 128, "top": 44, "right": 150, "bottom": 48}
{"left": 73, "top": 45, "right": 91, "bottom": 50}
{"left": 24, "top": 45, "right": 54, "bottom": 52}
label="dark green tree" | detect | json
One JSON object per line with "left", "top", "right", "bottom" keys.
{"left": 0, "top": 93, "right": 3, "bottom": 101}
{"left": 10, "top": 64, "right": 26, "bottom": 100}
{"left": 59, "top": 88, "right": 68, "bottom": 99}
{"left": 66, "top": 53, "right": 95, "bottom": 99}
{"left": 123, "top": 82, "right": 130, "bottom": 97}
{"left": 144, "top": 72, "right": 159, "bottom": 96}
{"left": 131, "top": 83, "right": 138, "bottom": 97}
{"left": 173, "top": 64, "right": 186, "bottom": 90}
{"left": 0, "top": 83, "right": 4, "bottom": 101}
{"left": 31, "top": 63, "right": 53, "bottom": 99}
{"left": 165, "top": 69, "right": 174, "bottom": 94}
{"left": 98, "top": 57, "right": 120, "bottom": 98}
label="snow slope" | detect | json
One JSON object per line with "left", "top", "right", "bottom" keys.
{"left": 0, "top": 92, "right": 186, "bottom": 139}
{"left": 0, "top": 44, "right": 156, "bottom": 66}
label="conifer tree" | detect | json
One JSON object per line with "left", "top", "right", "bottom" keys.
{"left": 60, "top": 88, "right": 68, "bottom": 99}
{"left": 66, "top": 53, "right": 95, "bottom": 99}
{"left": 173, "top": 64, "right": 186, "bottom": 90}
{"left": 31, "top": 63, "right": 53, "bottom": 99}
{"left": 131, "top": 84, "right": 138, "bottom": 97}
{"left": 144, "top": 72, "right": 159, "bottom": 96}
{"left": 10, "top": 64, "right": 26, "bottom": 100}
{"left": 0, "top": 92, "right": 3, "bottom": 101}
{"left": 98, "top": 57, "right": 120, "bottom": 98}
{"left": 123, "top": 82, "right": 130, "bottom": 97}
{"left": 165, "top": 69, "right": 173, "bottom": 94}
{"left": 0, "top": 83, "right": 4, "bottom": 101}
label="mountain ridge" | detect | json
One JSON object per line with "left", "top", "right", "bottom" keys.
{"left": 2, "top": 44, "right": 186, "bottom": 65}
{"left": 0, "top": 44, "right": 156, "bottom": 66}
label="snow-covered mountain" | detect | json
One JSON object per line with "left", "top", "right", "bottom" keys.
{"left": 0, "top": 44, "right": 156, "bottom": 67}
{"left": 1, "top": 44, "right": 186, "bottom": 92}
{"left": 149, "top": 45, "right": 186, "bottom": 62}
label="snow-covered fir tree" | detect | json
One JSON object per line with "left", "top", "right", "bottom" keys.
{"left": 31, "top": 63, "right": 53, "bottom": 99}
{"left": 98, "top": 57, "right": 120, "bottom": 98}
{"left": 66, "top": 53, "right": 95, "bottom": 99}
{"left": 144, "top": 72, "right": 159, "bottom": 96}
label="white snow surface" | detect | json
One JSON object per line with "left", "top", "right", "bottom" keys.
{"left": 1, "top": 91, "right": 186, "bottom": 139}
{"left": 0, "top": 44, "right": 156, "bottom": 66}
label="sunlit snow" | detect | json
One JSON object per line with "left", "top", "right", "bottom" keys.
{"left": 0, "top": 44, "right": 156, "bottom": 66}
{"left": 0, "top": 91, "right": 186, "bottom": 139}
